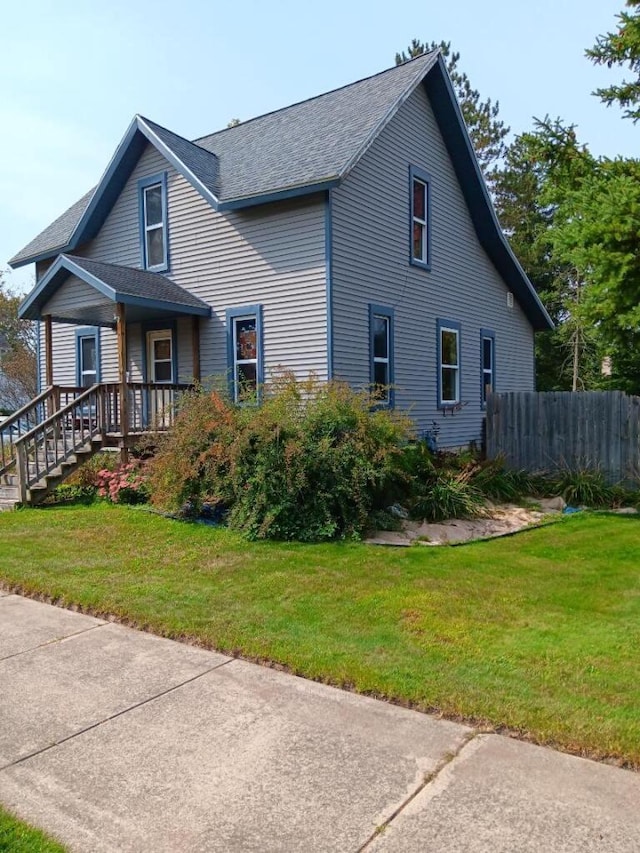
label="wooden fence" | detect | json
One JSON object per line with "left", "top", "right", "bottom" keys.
{"left": 486, "top": 391, "right": 640, "bottom": 484}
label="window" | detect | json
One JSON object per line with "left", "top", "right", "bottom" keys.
{"left": 369, "top": 304, "right": 394, "bottom": 406}
{"left": 75, "top": 327, "right": 100, "bottom": 387}
{"left": 437, "top": 319, "right": 461, "bottom": 407}
{"left": 226, "top": 305, "right": 263, "bottom": 402}
{"left": 481, "top": 329, "right": 495, "bottom": 407}
{"left": 410, "top": 166, "right": 431, "bottom": 269}
{"left": 138, "top": 173, "right": 168, "bottom": 271}
{"left": 147, "top": 330, "right": 174, "bottom": 383}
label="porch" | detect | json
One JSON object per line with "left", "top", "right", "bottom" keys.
{"left": 2, "top": 254, "right": 212, "bottom": 507}
{"left": 0, "top": 381, "right": 190, "bottom": 507}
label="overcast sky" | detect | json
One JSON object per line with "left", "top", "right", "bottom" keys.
{"left": 1, "top": 0, "right": 633, "bottom": 293}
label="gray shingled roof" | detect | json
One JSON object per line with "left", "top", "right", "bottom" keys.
{"left": 143, "top": 117, "right": 219, "bottom": 197}
{"left": 19, "top": 254, "right": 211, "bottom": 321}
{"left": 194, "top": 52, "right": 437, "bottom": 202}
{"left": 66, "top": 256, "right": 211, "bottom": 312}
{"left": 11, "top": 189, "right": 95, "bottom": 267}
{"left": 9, "top": 52, "right": 438, "bottom": 267}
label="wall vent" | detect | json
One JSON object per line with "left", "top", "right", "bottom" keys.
{"left": 507, "top": 292, "right": 514, "bottom": 308}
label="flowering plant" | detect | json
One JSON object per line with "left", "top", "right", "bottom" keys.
{"left": 96, "top": 460, "right": 150, "bottom": 504}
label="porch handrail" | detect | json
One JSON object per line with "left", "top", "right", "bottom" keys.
{"left": 0, "top": 385, "right": 82, "bottom": 477}
{"left": 100, "top": 381, "right": 192, "bottom": 433}
{"left": 14, "top": 384, "right": 104, "bottom": 502}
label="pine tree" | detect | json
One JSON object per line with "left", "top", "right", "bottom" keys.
{"left": 587, "top": 1, "right": 640, "bottom": 121}
{"left": 395, "top": 40, "right": 509, "bottom": 187}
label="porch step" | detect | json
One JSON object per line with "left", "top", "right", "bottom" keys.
{"left": 27, "top": 439, "right": 104, "bottom": 506}
{"left": 0, "top": 484, "right": 19, "bottom": 500}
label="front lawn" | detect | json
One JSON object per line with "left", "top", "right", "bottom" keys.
{"left": 0, "top": 806, "right": 66, "bottom": 853}
{"left": 1, "top": 505, "right": 639, "bottom": 768}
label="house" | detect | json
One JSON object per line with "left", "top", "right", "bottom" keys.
{"left": 3, "top": 50, "right": 551, "bottom": 504}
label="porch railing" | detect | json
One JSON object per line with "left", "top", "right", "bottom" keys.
{"left": 100, "top": 382, "right": 191, "bottom": 433}
{"left": 0, "top": 385, "right": 82, "bottom": 478}
{"left": 14, "top": 385, "right": 104, "bottom": 502}
{"left": 11, "top": 382, "right": 191, "bottom": 502}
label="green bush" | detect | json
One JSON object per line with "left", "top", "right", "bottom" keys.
{"left": 148, "top": 374, "right": 413, "bottom": 541}
{"left": 469, "top": 456, "right": 534, "bottom": 502}
{"left": 395, "top": 442, "right": 485, "bottom": 521}
{"left": 63, "top": 451, "right": 120, "bottom": 489}
{"left": 410, "top": 472, "right": 485, "bottom": 521}
{"left": 552, "top": 467, "right": 616, "bottom": 508}
{"left": 46, "top": 483, "right": 97, "bottom": 505}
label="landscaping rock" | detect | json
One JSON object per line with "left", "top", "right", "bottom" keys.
{"left": 369, "top": 504, "right": 549, "bottom": 547}
{"left": 611, "top": 506, "right": 639, "bottom": 514}
{"left": 363, "top": 531, "right": 412, "bottom": 547}
{"left": 536, "top": 496, "right": 567, "bottom": 513}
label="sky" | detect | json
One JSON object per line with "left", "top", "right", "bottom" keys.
{"left": 1, "top": 0, "right": 634, "bottom": 294}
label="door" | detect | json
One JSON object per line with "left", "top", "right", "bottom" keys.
{"left": 146, "top": 329, "right": 174, "bottom": 427}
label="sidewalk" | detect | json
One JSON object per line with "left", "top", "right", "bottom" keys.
{"left": 1, "top": 591, "right": 638, "bottom": 852}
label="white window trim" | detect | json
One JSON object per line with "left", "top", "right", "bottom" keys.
{"left": 143, "top": 183, "right": 166, "bottom": 270}
{"left": 147, "top": 329, "right": 174, "bottom": 384}
{"left": 412, "top": 178, "right": 428, "bottom": 263}
{"left": 232, "top": 314, "right": 258, "bottom": 403}
{"left": 373, "top": 314, "right": 391, "bottom": 403}
{"left": 482, "top": 335, "right": 494, "bottom": 404}
{"left": 79, "top": 336, "right": 97, "bottom": 387}
{"left": 440, "top": 326, "right": 460, "bottom": 406}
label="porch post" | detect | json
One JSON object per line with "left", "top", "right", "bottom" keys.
{"left": 44, "top": 314, "right": 53, "bottom": 387}
{"left": 116, "top": 303, "right": 129, "bottom": 462}
{"left": 191, "top": 316, "right": 201, "bottom": 383}
{"left": 43, "top": 314, "right": 56, "bottom": 419}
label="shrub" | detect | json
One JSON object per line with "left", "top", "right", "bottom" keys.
{"left": 63, "top": 451, "right": 120, "bottom": 489}
{"left": 148, "top": 373, "right": 413, "bottom": 541}
{"left": 46, "top": 484, "right": 97, "bottom": 505}
{"left": 469, "top": 456, "right": 534, "bottom": 502}
{"left": 96, "top": 460, "right": 150, "bottom": 505}
{"left": 409, "top": 469, "right": 485, "bottom": 522}
{"left": 394, "top": 442, "right": 485, "bottom": 522}
{"left": 552, "top": 467, "right": 616, "bottom": 508}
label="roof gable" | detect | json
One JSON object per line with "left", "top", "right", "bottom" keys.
{"left": 9, "top": 52, "right": 439, "bottom": 268}
{"left": 19, "top": 254, "right": 211, "bottom": 323}
{"left": 9, "top": 52, "right": 551, "bottom": 330}
{"left": 195, "top": 51, "right": 439, "bottom": 204}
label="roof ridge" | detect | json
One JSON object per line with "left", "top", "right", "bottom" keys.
{"left": 192, "top": 50, "right": 439, "bottom": 145}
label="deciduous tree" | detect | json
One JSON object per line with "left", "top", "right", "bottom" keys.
{"left": 0, "top": 273, "right": 37, "bottom": 412}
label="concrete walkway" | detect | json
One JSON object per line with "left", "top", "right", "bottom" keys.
{"left": 0, "top": 592, "right": 638, "bottom": 852}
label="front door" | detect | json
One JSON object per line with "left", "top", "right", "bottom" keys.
{"left": 146, "top": 330, "right": 174, "bottom": 427}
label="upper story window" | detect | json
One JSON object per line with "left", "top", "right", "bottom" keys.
{"left": 369, "top": 304, "right": 394, "bottom": 406}
{"left": 481, "top": 329, "right": 495, "bottom": 407}
{"left": 437, "top": 319, "right": 461, "bottom": 407}
{"left": 138, "top": 173, "right": 168, "bottom": 271}
{"left": 410, "top": 166, "right": 431, "bottom": 270}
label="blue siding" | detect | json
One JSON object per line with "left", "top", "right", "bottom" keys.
{"left": 331, "top": 83, "right": 536, "bottom": 447}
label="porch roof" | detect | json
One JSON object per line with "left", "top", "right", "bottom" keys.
{"left": 19, "top": 255, "right": 212, "bottom": 325}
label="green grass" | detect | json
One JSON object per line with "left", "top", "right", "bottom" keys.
{"left": 1, "top": 504, "right": 639, "bottom": 768}
{"left": 0, "top": 806, "right": 66, "bottom": 852}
